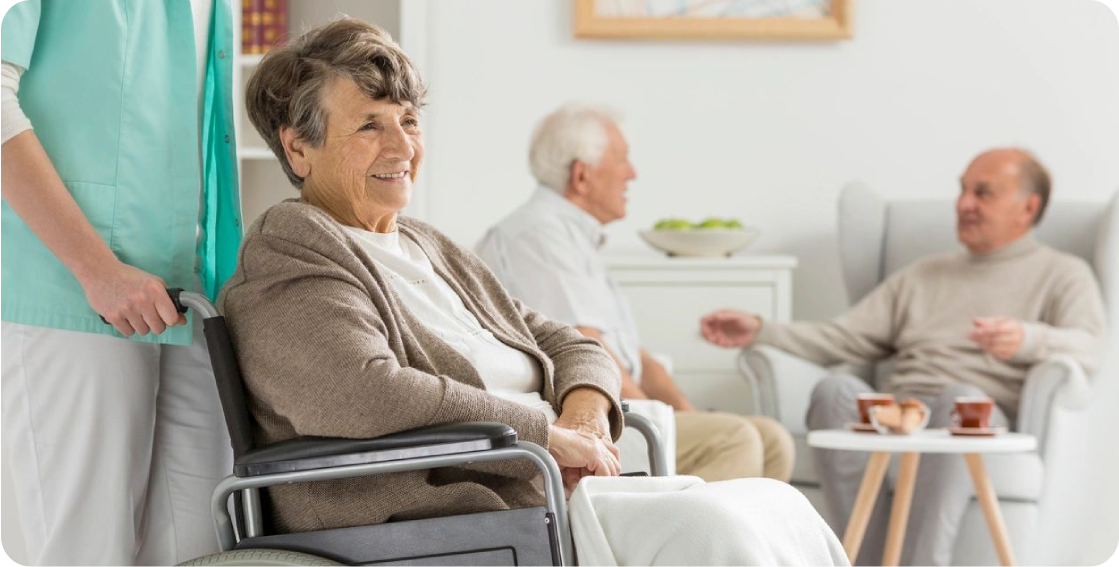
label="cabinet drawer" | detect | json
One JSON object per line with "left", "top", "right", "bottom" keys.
{"left": 618, "top": 283, "right": 774, "bottom": 372}
{"left": 674, "top": 372, "right": 759, "bottom": 415}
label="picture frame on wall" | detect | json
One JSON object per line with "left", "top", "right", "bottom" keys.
{"left": 574, "top": 0, "right": 853, "bottom": 40}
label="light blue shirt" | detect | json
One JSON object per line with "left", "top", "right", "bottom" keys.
{"left": 476, "top": 187, "right": 644, "bottom": 381}
{"left": 1, "top": 0, "right": 242, "bottom": 345}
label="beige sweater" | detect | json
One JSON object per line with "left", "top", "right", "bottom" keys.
{"left": 758, "top": 235, "right": 1105, "bottom": 419}
{"left": 218, "top": 200, "right": 622, "bottom": 533}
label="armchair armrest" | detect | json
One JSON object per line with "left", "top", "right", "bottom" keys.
{"left": 234, "top": 422, "right": 517, "bottom": 477}
{"left": 1017, "top": 356, "right": 1091, "bottom": 452}
{"left": 739, "top": 345, "right": 832, "bottom": 435}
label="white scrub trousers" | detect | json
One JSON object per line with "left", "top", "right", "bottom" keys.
{"left": 1, "top": 317, "right": 231, "bottom": 565}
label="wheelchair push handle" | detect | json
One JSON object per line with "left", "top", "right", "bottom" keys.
{"left": 168, "top": 287, "right": 187, "bottom": 314}
{"left": 99, "top": 287, "right": 219, "bottom": 324}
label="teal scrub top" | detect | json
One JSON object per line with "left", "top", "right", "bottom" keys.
{"left": 1, "top": 0, "right": 242, "bottom": 345}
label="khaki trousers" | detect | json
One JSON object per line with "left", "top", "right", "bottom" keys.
{"left": 673, "top": 411, "right": 795, "bottom": 483}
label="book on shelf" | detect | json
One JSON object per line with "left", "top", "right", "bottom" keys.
{"left": 242, "top": 0, "right": 287, "bottom": 56}
{"left": 242, "top": 0, "right": 262, "bottom": 55}
{"left": 261, "top": 0, "right": 288, "bottom": 53}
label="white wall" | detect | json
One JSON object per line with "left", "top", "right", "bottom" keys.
{"left": 420, "top": 0, "right": 1118, "bottom": 320}
{"left": 415, "top": 0, "right": 1119, "bottom": 563}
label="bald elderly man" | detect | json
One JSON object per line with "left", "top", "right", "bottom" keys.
{"left": 701, "top": 148, "right": 1106, "bottom": 565}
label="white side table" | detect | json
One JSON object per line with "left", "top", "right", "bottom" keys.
{"left": 807, "top": 429, "right": 1037, "bottom": 566}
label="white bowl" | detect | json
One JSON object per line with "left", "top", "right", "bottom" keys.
{"left": 639, "top": 228, "right": 759, "bottom": 257}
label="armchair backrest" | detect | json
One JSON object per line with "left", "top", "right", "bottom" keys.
{"left": 837, "top": 182, "right": 1118, "bottom": 316}
{"left": 836, "top": 182, "right": 1116, "bottom": 387}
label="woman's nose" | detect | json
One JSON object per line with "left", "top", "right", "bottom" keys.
{"left": 381, "top": 125, "right": 415, "bottom": 161}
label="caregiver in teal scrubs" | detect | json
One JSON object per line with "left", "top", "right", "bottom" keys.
{"left": 1, "top": 0, "right": 242, "bottom": 564}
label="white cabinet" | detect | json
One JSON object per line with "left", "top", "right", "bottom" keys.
{"left": 606, "top": 252, "right": 797, "bottom": 415}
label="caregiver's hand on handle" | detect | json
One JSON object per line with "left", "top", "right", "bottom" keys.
{"left": 700, "top": 309, "right": 762, "bottom": 348}
{"left": 84, "top": 261, "right": 186, "bottom": 337}
{"left": 2, "top": 131, "right": 186, "bottom": 338}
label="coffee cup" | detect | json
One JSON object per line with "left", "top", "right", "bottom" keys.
{"left": 856, "top": 393, "right": 896, "bottom": 424}
{"left": 952, "top": 396, "right": 994, "bottom": 429}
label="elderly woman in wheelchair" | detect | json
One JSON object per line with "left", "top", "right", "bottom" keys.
{"left": 205, "top": 17, "right": 845, "bottom": 566}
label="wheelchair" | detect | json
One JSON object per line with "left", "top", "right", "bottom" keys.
{"left": 170, "top": 289, "right": 668, "bottom": 566}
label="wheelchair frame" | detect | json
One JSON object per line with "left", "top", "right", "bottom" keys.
{"left": 179, "top": 290, "right": 666, "bottom": 566}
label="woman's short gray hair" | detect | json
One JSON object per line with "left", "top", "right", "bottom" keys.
{"left": 245, "top": 18, "right": 427, "bottom": 188}
{"left": 529, "top": 103, "right": 622, "bottom": 193}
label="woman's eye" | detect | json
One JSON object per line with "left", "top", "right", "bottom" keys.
{"left": 403, "top": 118, "right": 420, "bottom": 129}
{"left": 359, "top": 122, "right": 377, "bottom": 132}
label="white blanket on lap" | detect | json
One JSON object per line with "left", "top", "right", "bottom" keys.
{"left": 569, "top": 476, "right": 848, "bottom": 566}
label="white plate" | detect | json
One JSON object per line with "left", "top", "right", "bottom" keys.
{"left": 948, "top": 426, "right": 1008, "bottom": 437}
{"left": 846, "top": 422, "right": 879, "bottom": 434}
{"left": 639, "top": 228, "right": 759, "bottom": 257}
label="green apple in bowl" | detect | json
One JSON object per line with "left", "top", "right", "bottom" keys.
{"left": 653, "top": 218, "right": 693, "bottom": 231}
{"left": 695, "top": 218, "right": 728, "bottom": 229}
{"left": 694, "top": 218, "right": 745, "bottom": 230}
{"left": 641, "top": 217, "right": 758, "bottom": 257}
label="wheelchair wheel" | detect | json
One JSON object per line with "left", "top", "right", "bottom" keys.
{"left": 179, "top": 549, "right": 341, "bottom": 566}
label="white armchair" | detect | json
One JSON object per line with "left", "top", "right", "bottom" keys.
{"left": 739, "top": 183, "right": 1117, "bottom": 566}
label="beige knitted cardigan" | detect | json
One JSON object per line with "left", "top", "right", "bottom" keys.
{"left": 218, "top": 200, "right": 623, "bottom": 533}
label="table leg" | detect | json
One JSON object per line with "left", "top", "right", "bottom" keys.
{"left": 964, "top": 453, "right": 1016, "bottom": 566}
{"left": 842, "top": 451, "right": 891, "bottom": 563}
{"left": 882, "top": 452, "right": 920, "bottom": 566}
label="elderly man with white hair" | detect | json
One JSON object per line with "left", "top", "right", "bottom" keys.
{"left": 477, "top": 102, "right": 795, "bottom": 483}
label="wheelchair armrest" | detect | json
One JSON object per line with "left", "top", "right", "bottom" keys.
{"left": 234, "top": 422, "right": 517, "bottom": 477}
{"left": 620, "top": 400, "right": 672, "bottom": 477}
{"left": 739, "top": 345, "right": 833, "bottom": 435}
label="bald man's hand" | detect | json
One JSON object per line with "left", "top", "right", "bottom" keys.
{"left": 968, "top": 317, "right": 1024, "bottom": 360}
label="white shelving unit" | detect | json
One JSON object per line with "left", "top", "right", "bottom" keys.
{"left": 238, "top": 146, "right": 276, "bottom": 161}
{"left": 233, "top": 0, "right": 426, "bottom": 226}
{"left": 239, "top": 53, "right": 264, "bottom": 66}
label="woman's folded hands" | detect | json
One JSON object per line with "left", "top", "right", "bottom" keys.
{"left": 547, "top": 424, "right": 620, "bottom": 491}
{"left": 549, "top": 387, "right": 622, "bottom": 491}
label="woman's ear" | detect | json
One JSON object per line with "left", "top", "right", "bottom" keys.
{"left": 280, "top": 126, "right": 311, "bottom": 178}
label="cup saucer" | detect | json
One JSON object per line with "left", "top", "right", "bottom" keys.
{"left": 947, "top": 426, "right": 1008, "bottom": 437}
{"left": 846, "top": 422, "right": 879, "bottom": 434}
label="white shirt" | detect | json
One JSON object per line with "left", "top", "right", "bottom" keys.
{"left": 0, "top": 62, "right": 29, "bottom": 143}
{"left": 476, "top": 187, "right": 644, "bottom": 381}
{"left": 189, "top": 0, "right": 214, "bottom": 120}
{"left": 346, "top": 226, "right": 558, "bottom": 422}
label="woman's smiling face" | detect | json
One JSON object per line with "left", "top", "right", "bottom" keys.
{"left": 285, "top": 77, "right": 424, "bottom": 232}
